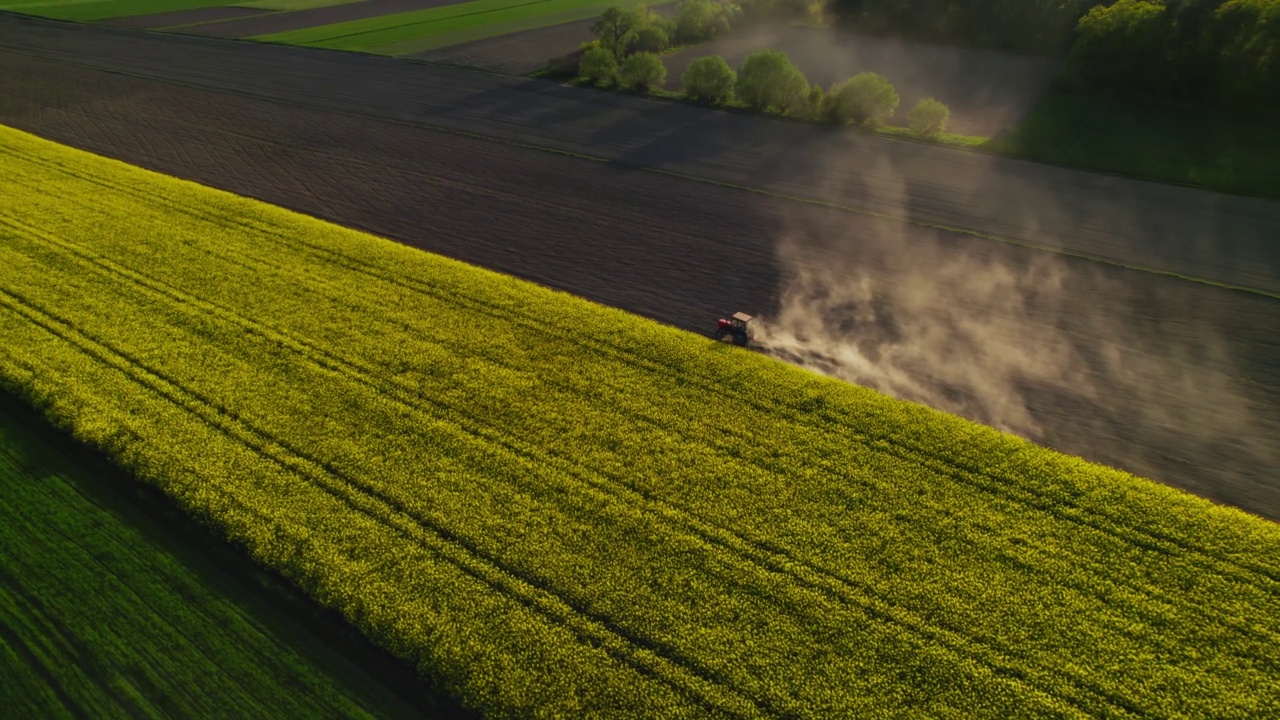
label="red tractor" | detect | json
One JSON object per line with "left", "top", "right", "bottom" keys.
{"left": 715, "top": 312, "right": 754, "bottom": 347}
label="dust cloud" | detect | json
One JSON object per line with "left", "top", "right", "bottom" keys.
{"left": 750, "top": 204, "right": 1272, "bottom": 489}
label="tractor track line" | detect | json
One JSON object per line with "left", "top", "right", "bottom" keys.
{"left": 9, "top": 139, "right": 1277, "bottom": 594}
{"left": 2, "top": 215, "right": 1141, "bottom": 718}
{"left": 0, "top": 284, "right": 772, "bottom": 720}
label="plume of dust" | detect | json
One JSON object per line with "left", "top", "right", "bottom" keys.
{"left": 754, "top": 229, "right": 1091, "bottom": 436}
{"left": 749, "top": 213, "right": 1269, "bottom": 481}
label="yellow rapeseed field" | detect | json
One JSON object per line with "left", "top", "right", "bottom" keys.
{"left": 2, "top": 124, "right": 1278, "bottom": 719}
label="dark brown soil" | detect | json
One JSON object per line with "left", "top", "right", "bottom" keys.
{"left": 415, "top": 16, "right": 598, "bottom": 74}
{"left": 99, "top": 6, "right": 270, "bottom": 30}
{"left": 414, "top": 3, "right": 675, "bottom": 74}
{"left": 1, "top": 13, "right": 1278, "bottom": 521}
{"left": 172, "top": 0, "right": 463, "bottom": 39}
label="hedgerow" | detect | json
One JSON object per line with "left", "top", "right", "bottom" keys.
{"left": 1, "top": 124, "right": 1278, "bottom": 719}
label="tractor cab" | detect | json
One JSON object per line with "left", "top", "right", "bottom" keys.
{"left": 715, "top": 312, "right": 754, "bottom": 346}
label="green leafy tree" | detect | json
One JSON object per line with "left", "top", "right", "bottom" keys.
{"left": 675, "top": 0, "right": 735, "bottom": 41}
{"left": 681, "top": 55, "right": 737, "bottom": 102}
{"left": 1065, "top": 0, "right": 1166, "bottom": 92}
{"left": 592, "top": 6, "right": 646, "bottom": 57}
{"left": 821, "top": 72, "right": 900, "bottom": 126}
{"left": 580, "top": 43, "right": 619, "bottom": 85}
{"left": 806, "top": 84, "right": 825, "bottom": 118}
{"left": 907, "top": 97, "right": 950, "bottom": 136}
{"left": 734, "top": 50, "right": 810, "bottom": 112}
{"left": 630, "top": 22, "right": 671, "bottom": 53}
{"left": 618, "top": 52, "right": 668, "bottom": 91}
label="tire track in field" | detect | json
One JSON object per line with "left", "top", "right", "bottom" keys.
{"left": 2, "top": 215, "right": 1130, "bottom": 716}
{"left": 9, "top": 139, "right": 1278, "bottom": 596}
{"left": 10, "top": 139, "right": 1280, "bottom": 609}
{"left": 0, "top": 284, "right": 769, "bottom": 720}
{"left": 9, "top": 198, "right": 1258, "bottom": 717}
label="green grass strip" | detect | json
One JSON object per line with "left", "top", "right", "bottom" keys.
{"left": 0, "top": 397, "right": 431, "bottom": 719}
{"left": 372, "top": 1, "right": 631, "bottom": 55}
{"left": 252, "top": 0, "right": 609, "bottom": 50}
{"left": 0, "top": 0, "right": 230, "bottom": 21}
{"left": 2, "top": 123, "right": 1279, "bottom": 718}
{"left": 233, "top": 0, "right": 359, "bottom": 10}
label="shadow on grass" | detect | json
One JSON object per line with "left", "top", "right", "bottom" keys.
{"left": 988, "top": 91, "right": 1280, "bottom": 200}
{"left": 0, "top": 390, "right": 478, "bottom": 720}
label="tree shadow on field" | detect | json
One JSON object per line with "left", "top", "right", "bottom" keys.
{"left": 0, "top": 392, "right": 479, "bottom": 720}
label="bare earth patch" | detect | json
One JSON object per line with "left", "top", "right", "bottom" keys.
{"left": 663, "top": 24, "right": 1062, "bottom": 136}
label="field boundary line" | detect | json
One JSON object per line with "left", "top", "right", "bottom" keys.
{"left": 8, "top": 138, "right": 1277, "bottom": 592}
{"left": 6, "top": 141, "right": 1278, "bottom": 602}
{"left": 255, "top": 0, "right": 555, "bottom": 43}
{"left": 2, "top": 214, "right": 1135, "bottom": 718}
{"left": 0, "top": 282, "right": 770, "bottom": 720}
{"left": 1, "top": 42, "right": 1277, "bottom": 302}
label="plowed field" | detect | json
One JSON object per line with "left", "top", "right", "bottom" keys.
{"left": 1, "top": 12, "right": 1277, "bottom": 521}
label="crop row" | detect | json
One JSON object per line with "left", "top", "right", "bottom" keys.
{"left": 2, "top": 125, "right": 1278, "bottom": 718}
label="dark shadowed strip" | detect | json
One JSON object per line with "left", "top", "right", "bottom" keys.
{"left": 171, "top": 0, "right": 466, "bottom": 38}
{"left": 99, "top": 6, "right": 271, "bottom": 29}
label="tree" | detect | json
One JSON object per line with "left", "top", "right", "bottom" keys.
{"left": 820, "top": 72, "right": 899, "bottom": 126}
{"left": 630, "top": 21, "right": 671, "bottom": 53}
{"left": 734, "top": 50, "right": 811, "bottom": 112}
{"left": 681, "top": 55, "right": 737, "bottom": 102}
{"left": 580, "top": 43, "right": 619, "bottom": 85}
{"left": 675, "top": 0, "right": 735, "bottom": 42}
{"left": 618, "top": 52, "right": 668, "bottom": 91}
{"left": 806, "top": 84, "right": 825, "bottom": 118}
{"left": 591, "top": 6, "right": 646, "bottom": 57}
{"left": 907, "top": 97, "right": 949, "bottom": 135}
{"left": 1065, "top": 0, "right": 1166, "bottom": 93}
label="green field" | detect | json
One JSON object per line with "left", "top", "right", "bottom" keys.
{"left": 0, "top": 0, "right": 227, "bottom": 21}
{"left": 252, "top": 0, "right": 641, "bottom": 54}
{"left": 0, "top": 394, "right": 459, "bottom": 718}
{"left": 992, "top": 91, "right": 1280, "bottom": 199}
{"left": 2, "top": 123, "right": 1279, "bottom": 717}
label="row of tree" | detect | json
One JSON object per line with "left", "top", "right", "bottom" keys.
{"left": 1063, "top": 0, "right": 1279, "bottom": 109}
{"left": 826, "top": 0, "right": 1104, "bottom": 55}
{"left": 826, "top": 0, "right": 1277, "bottom": 110}
{"left": 589, "top": 0, "right": 742, "bottom": 60}
{"left": 581, "top": 45, "right": 952, "bottom": 136}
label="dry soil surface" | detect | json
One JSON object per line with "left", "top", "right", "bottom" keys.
{"left": 415, "top": 3, "right": 675, "bottom": 74}
{"left": 172, "top": 0, "right": 461, "bottom": 39}
{"left": 662, "top": 24, "right": 1063, "bottom": 136}
{"left": 415, "top": 16, "right": 598, "bottom": 73}
{"left": 1, "top": 13, "right": 1278, "bottom": 521}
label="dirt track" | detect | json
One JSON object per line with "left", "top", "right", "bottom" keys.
{"left": 1, "top": 13, "right": 1278, "bottom": 520}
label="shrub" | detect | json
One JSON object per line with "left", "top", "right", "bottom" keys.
{"left": 591, "top": 6, "right": 646, "bottom": 56}
{"left": 806, "top": 85, "right": 825, "bottom": 118}
{"left": 580, "top": 43, "right": 619, "bottom": 85}
{"left": 681, "top": 55, "right": 737, "bottom": 102}
{"left": 734, "top": 50, "right": 810, "bottom": 113}
{"left": 907, "top": 97, "right": 949, "bottom": 136}
{"left": 821, "top": 72, "right": 899, "bottom": 126}
{"left": 675, "top": 0, "right": 736, "bottom": 42}
{"left": 618, "top": 52, "right": 668, "bottom": 91}
{"left": 630, "top": 22, "right": 671, "bottom": 53}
